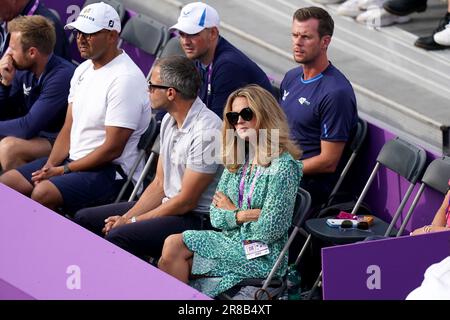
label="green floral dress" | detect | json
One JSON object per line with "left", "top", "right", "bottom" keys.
{"left": 183, "top": 152, "right": 303, "bottom": 297}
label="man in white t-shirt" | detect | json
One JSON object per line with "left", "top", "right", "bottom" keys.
{"left": 0, "top": 2, "right": 150, "bottom": 213}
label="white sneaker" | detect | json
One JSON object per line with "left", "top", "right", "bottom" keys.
{"left": 338, "top": 0, "right": 363, "bottom": 17}
{"left": 433, "top": 23, "right": 450, "bottom": 46}
{"left": 312, "top": 0, "right": 345, "bottom": 4}
{"left": 358, "top": 0, "right": 385, "bottom": 10}
{"left": 356, "top": 7, "right": 410, "bottom": 27}
{"left": 338, "top": 0, "right": 385, "bottom": 18}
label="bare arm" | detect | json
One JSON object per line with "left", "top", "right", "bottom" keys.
{"left": 65, "top": 125, "right": 133, "bottom": 172}
{"left": 431, "top": 191, "right": 450, "bottom": 227}
{"left": 302, "top": 140, "right": 346, "bottom": 175}
{"left": 132, "top": 168, "right": 216, "bottom": 221}
{"left": 32, "top": 111, "right": 133, "bottom": 182}
{"left": 411, "top": 191, "right": 450, "bottom": 235}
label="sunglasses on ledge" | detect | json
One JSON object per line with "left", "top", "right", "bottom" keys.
{"left": 226, "top": 107, "right": 254, "bottom": 125}
{"left": 340, "top": 220, "right": 370, "bottom": 230}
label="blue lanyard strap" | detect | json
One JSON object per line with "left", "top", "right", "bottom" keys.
{"left": 27, "top": 0, "right": 40, "bottom": 16}
{"left": 238, "top": 162, "right": 261, "bottom": 209}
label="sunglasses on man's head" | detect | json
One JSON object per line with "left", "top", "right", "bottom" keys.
{"left": 226, "top": 107, "right": 254, "bottom": 125}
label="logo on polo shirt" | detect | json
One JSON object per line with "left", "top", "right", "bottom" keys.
{"left": 282, "top": 90, "right": 289, "bottom": 101}
{"left": 298, "top": 97, "right": 311, "bottom": 106}
{"left": 23, "top": 83, "right": 32, "bottom": 96}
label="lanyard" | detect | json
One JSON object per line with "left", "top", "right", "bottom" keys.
{"left": 0, "top": 23, "right": 6, "bottom": 56}
{"left": 27, "top": 0, "right": 40, "bottom": 16}
{"left": 238, "top": 162, "right": 261, "bottom": 209}
{"left": 446, "top": 195, "right": 450, "bottom": 225}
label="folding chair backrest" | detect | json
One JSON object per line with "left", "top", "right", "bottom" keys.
{"left": 120, "top": 13, "right": 168, "bottom": 73}
{"left": 352, "top": 137, "right": 426, "bottom": 236}
{"left": 376, "top": 137, "right": 426, "bottom": 183}
{"left": 157, "top": 36, "right": 185, "bottom": 59}
{"left": 292, "top": 188, "right": 312, "bottom": 228}
{"left": 114, "top": 116, "right": 157, "bottom": 203}
{"left": 128, "top": 133, "right": 161, "bottom": 202}
{"left": 326, "top": 117, "right": 367, "bottom": 206}
{"left": 137, "top": 116, "right": 158, "bottom": 153}
{"left": 421, "top": 156, "right": 450, "bottom": 194}
{"left": 397, "top": 156, "right": 450, "bottom": 235}
{"left": 83, "top": 0, "right": 126, "bottom": 23}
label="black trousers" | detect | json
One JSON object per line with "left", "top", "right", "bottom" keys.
{"left": 74, "top": 202, "right": 211, "bottom": 260}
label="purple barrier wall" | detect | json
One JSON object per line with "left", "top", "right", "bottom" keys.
{"left": 321, "top": 231, "right": 450, "bottom": 300}
{"left": 0, "top": 184, "right": 210, "bottom": 300}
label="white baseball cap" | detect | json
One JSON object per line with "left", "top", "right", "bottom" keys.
{"left": 64, "top": 2, "right": 121, "bottom": 34}
{"left": 170, "top": 2, "right": 220, "bottom": 35}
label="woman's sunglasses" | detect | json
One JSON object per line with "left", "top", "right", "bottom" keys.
{"left": 226, "top": 107, "right": 254, "bottom": 125}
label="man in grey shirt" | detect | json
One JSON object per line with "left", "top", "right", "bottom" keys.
{"left": 74, "top": 56, "right": 222, "bottom": 260}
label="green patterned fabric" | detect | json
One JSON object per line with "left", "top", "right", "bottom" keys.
{"left": 183, "top": 152, "right": 303, "bottom": 297}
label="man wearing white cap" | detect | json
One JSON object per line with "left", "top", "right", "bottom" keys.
{"left": 0, "top": 2, "right": 150, "bottom": 214}
{"left": 169, "top": 2, "right": 273, "bottom": 118}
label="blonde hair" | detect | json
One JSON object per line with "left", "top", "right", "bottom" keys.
{"left": 8, "top": 15, "right": 56, "bottom": 55}
{"left": 222, "top": 84, "right": 302, "bottom": 172}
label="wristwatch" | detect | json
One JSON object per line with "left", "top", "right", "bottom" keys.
{"left": 63, "top": 164, "right": 72, "bottom": 174}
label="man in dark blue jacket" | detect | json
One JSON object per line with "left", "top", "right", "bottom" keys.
{"left": 169, "top": 2, "right": 273, "bottom": 119}
{"left": 0, "top": 15, "right": 75, "bottom": 171}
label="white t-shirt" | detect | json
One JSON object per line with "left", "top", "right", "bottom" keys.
{"left": 406, "top": 256, "right": 450, "bottom": 300}
{"left": 68, "top": 51, "right": 150, "bottom": 184}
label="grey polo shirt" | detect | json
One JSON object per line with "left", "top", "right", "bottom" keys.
{"left": 160, "top": 97, "right": 222, "bottom": 213}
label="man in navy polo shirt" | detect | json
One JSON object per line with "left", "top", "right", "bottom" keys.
{"left": 169, "top": 2, "right": 273, "bottom": 119}
{"left": 280, "top": 7, "right": 358, "bottom": 208}
{"left": 0, "top": 15, "right": 75, "bottom": 171}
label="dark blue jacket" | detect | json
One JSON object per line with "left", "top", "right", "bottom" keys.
{"left": 0, "top": 54, "right": 75, "bottom": 139}
{"left": 198, "top": 37, "right": 273, "bottom": 118}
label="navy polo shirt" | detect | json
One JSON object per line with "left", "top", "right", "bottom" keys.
{"left": 279, "top": 63, "right": 357, "bottom": 160}
{"left": 0, "top": 54, "right": 76, "bottom": 139}
{"left": 198, "top": 37, "right": 273, "bottom": 118}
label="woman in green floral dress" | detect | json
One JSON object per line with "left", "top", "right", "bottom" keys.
{"left": 158, "top": 85, "right": 303, "bottom": 298}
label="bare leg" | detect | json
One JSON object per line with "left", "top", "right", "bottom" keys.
{"left": 31, "top": 180, "right": 64, "bottom": 211}
{"left": 0, "top": 137, "right": 52, "bottom": 171}
{"left": 0, "top": 169, "right": 34, "bottom": 196}
{"left": 158, "top": 233, "right": 193, "bottom": 283}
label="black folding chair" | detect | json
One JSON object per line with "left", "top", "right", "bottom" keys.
{"left": 127, "top": 132, "right": 160, "bottom": 202}
{"left": 294, "top": 117, "right": 368, "bottom": 264}
{"left": 119, "top": 13, "right": 169, "bottom": 73}
{"left": 218, "top": 188, "right": 312, "bottom": 300}
{"left": 114, "top": 116, "right": 157, "bottom": 203}
{"left": 303, "top": 137, "right": 427, "bottom": 298}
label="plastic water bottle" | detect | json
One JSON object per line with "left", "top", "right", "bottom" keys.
{"left": 287, "top": 264, "right": 301, "bottom": 300}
